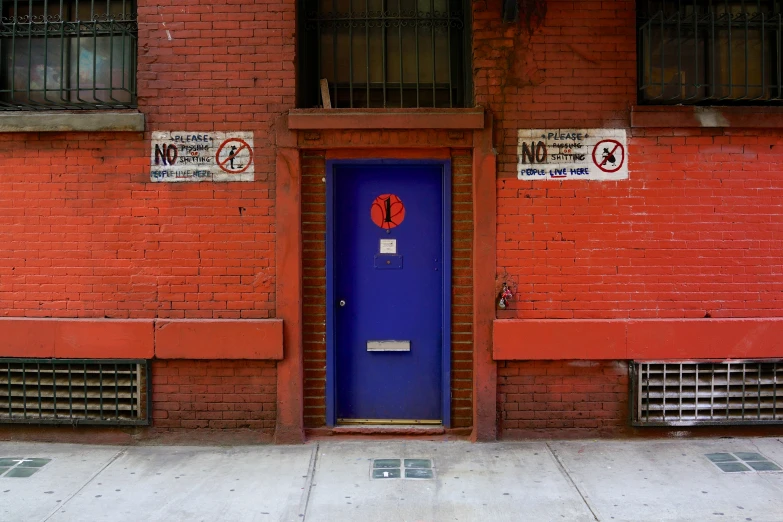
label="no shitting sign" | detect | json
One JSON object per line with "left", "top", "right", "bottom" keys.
{"left": 150, "top": 131, "right": 255, "bottom": 182}
{"left": 516, "top": 129, "right": 628, "bottom": 181}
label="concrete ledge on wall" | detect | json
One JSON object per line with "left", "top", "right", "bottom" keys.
{"left": 155, "top": 319, "right": 284, "bottom": 360}
{"left": 287, "top": 108, "right": 485, "bottom": 130}
{"left": 626, "top": 319, "right": 783, "bottom": 359}
{"left": 494, "top": 318, "right": 783, "bottom": 360}
{"left": 0, "top": 318, "right": 284, "bottom": 360}
{"left": 493, "top": 319, "right": 626, "bottom": 360}
{"left": 0, "top": 111, "right": 145, "bottom": 133}
{"left": 0, "top": 318, "right": 154, "bottom": 358}
{"left": 631, "top": 106, "right": 783, "bottom": 128}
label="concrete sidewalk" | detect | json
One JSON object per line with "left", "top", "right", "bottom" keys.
{"left": 1, "top": 438, "right": 782, "bottom": 522}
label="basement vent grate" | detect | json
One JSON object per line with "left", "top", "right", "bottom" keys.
{"left": 634, "top": 361, "right": 783, "bottom": 426}
{"left": 0, "top": 359, "right": 150, "bottom": 426}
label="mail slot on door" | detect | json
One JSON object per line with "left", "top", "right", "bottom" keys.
{"left": 366, "top": 340, "right": 411, "bottom": 352}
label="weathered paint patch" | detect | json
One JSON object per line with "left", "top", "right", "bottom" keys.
{"left": 517, "top": 129, "right": 628, "bottom": 180}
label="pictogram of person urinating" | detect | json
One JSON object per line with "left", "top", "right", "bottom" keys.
{"left": 225, "top": 145, "right": 240, "bottom": 169}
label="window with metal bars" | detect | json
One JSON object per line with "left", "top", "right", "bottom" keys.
{"left": 0, "top": 0, "right": 137, "bottom": 110}
{"left": 638, "top": 0, "right": 783, "bottom": 104}
{"left": 299, "top": 0, "right": 469, "bottom": 108}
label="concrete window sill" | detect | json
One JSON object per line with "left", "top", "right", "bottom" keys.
{"left": 288, "top": 107, "right": 485, "bottom": 130}
{"left": 631, "top": 105, "right": 783, "bottom": 128}
{"left": 0, "top": 111, "right": 144, "bottom": 132}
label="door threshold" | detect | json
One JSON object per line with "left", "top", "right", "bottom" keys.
{"left": 337, "top": 418, "right": 442, "bottom": 425}
{"left": 330, "top": 424, "right": 445, "bottom": 436}
{"left": 306, "top": 425, "right": 471, "bottom": 440}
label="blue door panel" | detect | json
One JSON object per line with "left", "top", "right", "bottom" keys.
{"left": 334, "top": 164, "right": 443, "bottom": 421}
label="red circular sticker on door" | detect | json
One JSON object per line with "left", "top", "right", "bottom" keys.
{"left": 370, "top": 194, "right": 405, "bottom": 229}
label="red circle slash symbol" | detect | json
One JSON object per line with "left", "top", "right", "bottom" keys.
{"left": 370, "top": 194, "right": 405, "bottom": 229}
{"left": 215, "top": 138, "right": 253, "bottom": 174}
{"left": 592, "top": 139, "right": 625, "bottom": 173}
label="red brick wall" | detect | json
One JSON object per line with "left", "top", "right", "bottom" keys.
{"left": 152, "top": 360, "right": 276, "bottom": 431}
{"left": 498, "top": 360, "right": 629, "bottom": 438}
{"left": 301, "top": 151, "right": 327, "bottom": 427}
{"left": 301, "top": 149, "right": 474, "bottom": 428}
{"left": 475, "top": 0, "right": 783, "bottom": 321}
{"left": 0, "top": 0, "right": 296, "bottom": 319}
{"left": 451, "top": 150, "right": 474, "bottom": 428}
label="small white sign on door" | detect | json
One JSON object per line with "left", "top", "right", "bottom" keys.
{"left": 380, "top": 239, "right": 397, "bottom": 254}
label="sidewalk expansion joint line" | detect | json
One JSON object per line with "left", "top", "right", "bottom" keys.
{"left": 298, "top": 441, "right": 319, "bottom": 521}
{"left": 41, "top": 447, "right": 129, "bottom": 522}
{"left": 546, "top": 442, "right": 600, "bottom": 522}
{"left": 749, "top": 438, "right": 783, "bottom": 491}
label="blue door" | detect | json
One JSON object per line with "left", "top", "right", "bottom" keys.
{"left": 331, "top": 162, "right": 448, "bottom": 423}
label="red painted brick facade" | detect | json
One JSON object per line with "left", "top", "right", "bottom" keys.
{"left": 152, "top": 360, "right": 276, "bottom": 432}
{"left": 498, "top": 360, "right": 629, "bottom": 438}
{"left": 475, "top": 0, "right": 783, "bottom": 436}
{"left": 0, "top": 0, "right": 294, "bottom": 320}
{"left": 1, "top": 0, "right": 782, "bottom": 440}
{"left": 0, "top": 0, "right": 293, "bottom": 437}
{"left": 474, "top": 0, "right": 783, "bottom": 320}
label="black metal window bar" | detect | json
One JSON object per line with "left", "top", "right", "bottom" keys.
{"left": 638, "top": 0, "right": 783, "bottom": 104}
{"left": 633, "top": 360, "right": 783, "bottom": 426}
{"left": 0, "top": 359, "right": 149, "bottom": 425}
{"left": 0, "top": 0, "right": 137, "bottom": 110}
{"left": 300, "top": 0, "right": 468, "bottom": 108}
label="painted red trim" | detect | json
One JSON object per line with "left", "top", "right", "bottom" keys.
{"left": 274, "top": 113, "right": 306, "bottom": 444}
{"left": 0, "top": 318, "right": 285, "bottom": 360}
{"left": 471, "top": 112, "right": 498, "bottom": 442}
{"left": 494, "top": 319, "right": 783, "bottom": 360}
{"left": 0, "top": 318, "right": 153, "bottom": 359}
{"left": 493, "top": 319, "right": 626, "bottom": 360}
{"left": 288, "top": 108, "right": 485, "bottom": 130}
{"left": 626, "top": 319, "right": 783, "bottom": 359}
{"left": 631, "top": 106, "right": 783, "bottom": 128}
{"left": 154, "top": 319, "right": 283, "bottom": 360}
{"left": 326, "top": 148, "right": 452, "bottom": 160}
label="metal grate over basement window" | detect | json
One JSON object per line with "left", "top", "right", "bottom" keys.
{"left": 637, "top": 0, "right": 783, "bottom": 104}
{"left": 633, "top": 361, "right": 783, "bottom": 426}
{"left": 0, "top": 359, "right": 149, "bottom": 425}
{"left": 299, "top": 0, "right": 469, "bottom": 108}
{"left": 0, "top": 0, "right": 138, "bottom": 110}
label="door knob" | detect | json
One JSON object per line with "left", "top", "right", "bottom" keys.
{"left": 339, "top": 299, "right": 346, "bottom": 307}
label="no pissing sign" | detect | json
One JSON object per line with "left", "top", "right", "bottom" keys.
{"left": 517, "top": 129, "right": 628, "bottom": 181}
{"left": 150, "top": 131, "right": 254, "bottom": 182}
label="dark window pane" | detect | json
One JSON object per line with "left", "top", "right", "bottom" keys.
{"left": 301, "top": 0, "right": 466, "bottom": 108}
{"left": 0, "top": 0, "right": 137, "bottom": 110}
{"left": 638, "top": 0, "right": 782, "bottom": 104}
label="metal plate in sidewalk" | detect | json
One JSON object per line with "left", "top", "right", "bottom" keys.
{"left": 371, "top": 458, "right": 434, "bottom": 480}
{"left": 0, "top": 458, "right": 51, "bottom": 478}
{"left": 706, "top": 452, "right": 781, "bottom": 473}
{"left": 372, "top": 468, "right": 401, "bottom": 479}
